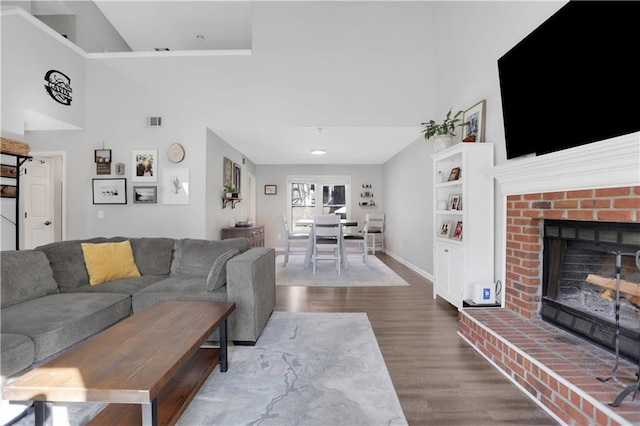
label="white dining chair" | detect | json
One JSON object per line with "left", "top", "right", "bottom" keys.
{"left": 343, "top": 219, "right": 368, "bottom": 264}
{"left": 367, "top": 213, "right": 385, "bottom": 254}
{"left": 312, "top": 214, "right": 342, "bottom": 275}
{"left": 282, "top": 213, "right": 309, "bottom": 266}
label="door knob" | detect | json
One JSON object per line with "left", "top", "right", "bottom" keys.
{"left": 44, "top": 221, "right": 51, "bottom": 226}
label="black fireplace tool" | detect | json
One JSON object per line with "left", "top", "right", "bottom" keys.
{"left": 597, "top": 250, "right": 640, "bottom": 407}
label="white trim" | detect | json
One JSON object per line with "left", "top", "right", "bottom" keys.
{"left": 491, "top": 132, "right": 640, "bottom": 196}
{"left": 27, "top": 151, "right": 67, "bottom": 242}
{"left": 383, "top": 249, "right": 433, "bottom": 282}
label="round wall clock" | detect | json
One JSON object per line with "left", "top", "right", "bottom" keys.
{"left": 167, "top": 143, "right": 185, "bottom": 163}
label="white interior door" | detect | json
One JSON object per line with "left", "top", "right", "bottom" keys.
{"left": 23, "top": 158, "right": 54, "bottom": 249}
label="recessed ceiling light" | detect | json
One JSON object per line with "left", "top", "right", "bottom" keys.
{"left": 311, "top": 149, "right": 327, "bottom": 155}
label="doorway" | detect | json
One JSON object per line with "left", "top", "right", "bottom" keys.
{"left": 21, "top": 152, "right": 65, "bottom": 248}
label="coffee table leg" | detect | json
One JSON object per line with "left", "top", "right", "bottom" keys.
{"left": 141, "top": 397, "right": 158, "bottom": 426}
{"left": 220, "top": 319, "right": 228, "bottom": 372}
{"left": 34, "top": 401, "right": 52, "bottom": 426}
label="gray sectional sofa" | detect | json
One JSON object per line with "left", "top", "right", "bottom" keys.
{"left": 0, "top": 236, "right": 276, "bottom": 382}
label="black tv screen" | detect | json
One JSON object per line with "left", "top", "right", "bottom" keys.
{"left": 498, "top": 1, "right": 640, "bottom": 160}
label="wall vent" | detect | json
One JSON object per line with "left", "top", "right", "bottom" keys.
{"left": 147, "top": 116, "right": 162, "bottom": 128}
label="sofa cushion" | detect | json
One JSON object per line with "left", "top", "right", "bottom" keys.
{"left": 1, "top": 293, "right": 130, "bottom": 362}
{"left": 206, "top": 248, "right": 239, "bottom": 291}
{"left": 1, "top": 333, "right": 35, "bottom": 378}
{"left": 36, "top": 238, "right": 108, "bottom": 291}
{"left": 67, "top": 275, "right": 166, "bottom": 296}
{"left": 1, "top": 250, "right": 59, "bottom": 308}
{"left": 81, "top": 241, "right": 141, "bottom": 285}
{"left": 128, "top": 237, "right": 175, "bottom": 276}
{"left": 171, "top": 238, "right": 250, "bottom": 277}
{"left": 132, "top": 276, "right": 227, "bottom": 313}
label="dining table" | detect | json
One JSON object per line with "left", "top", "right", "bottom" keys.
{"left": 295, "top": 219, "right": 357, "bottom": 269}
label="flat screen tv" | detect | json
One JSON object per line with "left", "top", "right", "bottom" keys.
{"left": 498, "top": 1, "right": 640, "bottom": 160}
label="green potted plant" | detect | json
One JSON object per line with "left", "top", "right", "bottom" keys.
{"left": 224, "top": 185, "right": 236, "bottom": 198}
{"left": 421, "top": 108, "right": 464, "bottom": 152}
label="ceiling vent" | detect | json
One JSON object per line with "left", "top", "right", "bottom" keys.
{"left": 147, "top": 116, "right": 162, "bottom": 128}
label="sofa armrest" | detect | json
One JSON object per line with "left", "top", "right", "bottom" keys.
{"left": 225, "top": 247, "right": 276, "bottom": 343}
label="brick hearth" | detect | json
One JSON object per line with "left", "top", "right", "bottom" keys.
{"left": 459, "top": 184, "right": 640, "bottom": 425}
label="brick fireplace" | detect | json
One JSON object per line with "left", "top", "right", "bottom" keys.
{"left": 458, "top": 133, "right": 640, "bottom": 425}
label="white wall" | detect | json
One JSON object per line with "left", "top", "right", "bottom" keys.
{"left": 256, "top": 164, "right": 384, "bottom": 249}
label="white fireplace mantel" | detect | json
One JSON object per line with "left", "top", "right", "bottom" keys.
{"left": 491, "top": 132, "right": 640, "bottom": 196}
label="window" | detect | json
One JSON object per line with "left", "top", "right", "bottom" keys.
{"left": 287, "top": 176, "right": 351, "bottom": 232}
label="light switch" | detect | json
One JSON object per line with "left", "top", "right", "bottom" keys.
{"left": 98, "top": 210, "right": 104, "bottom": 219}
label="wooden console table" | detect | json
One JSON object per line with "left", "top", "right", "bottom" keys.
{"left": 221, "top": 225, "right": 264, "bottom": 248}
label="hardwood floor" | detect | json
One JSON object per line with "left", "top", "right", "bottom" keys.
{"left": 275, "top": 253, "right": 557, "bottom": 425}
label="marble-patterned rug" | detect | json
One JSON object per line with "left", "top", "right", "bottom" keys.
{"left": 5, "top": 313, "right": 406, "bottom": 426}
{"left": 178, "top": 312, "right": 408, "bottom": 425}
{"left": 276, "top": 255, "right": 410, "bottom": 287}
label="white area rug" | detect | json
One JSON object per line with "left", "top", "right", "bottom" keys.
{"left": 178, "top": 312, "right": 408, "bottom": 425}
{"left": 276, "top": 254, "right": 410, "bottom": 287}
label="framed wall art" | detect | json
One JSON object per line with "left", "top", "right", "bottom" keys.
{"left": 264, "top": 184, "right": 277, "bottom": 195}
{"left": 162, "top": 168, "right": 189, "bottom": 205}
{"left": 462, "top": 99, "right": 486, "bottom": 143}
{"left": 132, "top": 149, "right": 158, "bottom": 182}
{"left": 233, "top": 163, "right": 241, "bottom": 196}
{"left": 223, "top": 157, "right": 233, "bottom": 189}
{"left": 133, "top": 186, "right": 157, "bottom": 203}
{"left": 92, "top": 178, "right": 126, "bottom": 204}
{"left": 94, "top": 149, "right": 111, "bottom": 163}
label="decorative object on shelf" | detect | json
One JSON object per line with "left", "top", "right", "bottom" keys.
{"left": 462, "top": 99, "right": 486, "bottom": 143}
{"left": 132, "top": 149, "right": 158, "bottom": 182}
{"left": 92, "top": 178, "right": 127, "bottom": 205}
{"left": 437, "top": 200, "right": 448, "bottom": 211}
{"left": 362, "top": 184, "right": 372, "bottom": 188}
{"left": 452, "top": 221, "right": 463, "bottom": 240}
{"left": 223, "top": 157, "right": 233, "bottom": 189}
{"left": 448, "top": 194, "right": 461, "bottom": 210}
{"left": 133, "top": 186, "right": 157, "bottom": 204}
{"left": 1, "top": 137, "right": 30, "bottom": 155}
{"left": 167, "top": 143, "right": 185, "bottom": 163}
{"left": 264, "top": 184, "right": 277, "bottom": 195}
{"left": 224, "top": 185, "right": 236, "bottom": 198}
{"left": 420, "top": 108, "right": 464, "bottom": 152}
{"left": 447, "top": 167, "right": 461, "bottom": 181}
{"left": 162, "top": 168, "right": 189, "bottom": 205}
{"left": 439, "top": 221, "right": 452, "bottom": 237}
{"left": 233, "top": 163, "right": 242, "bottom": 196}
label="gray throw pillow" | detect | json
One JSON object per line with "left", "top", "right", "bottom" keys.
{"left": 206, "top": 249, "right": 239, "bottom": 291}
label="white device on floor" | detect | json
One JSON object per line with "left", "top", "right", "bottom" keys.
{"left": 472, "top": 282, "right": 496, "bottom": 304}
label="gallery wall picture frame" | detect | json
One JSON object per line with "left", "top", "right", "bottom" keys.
{"left": 92, "top": 178, "right": 127, "bottom": 204}
{"left": 439, "top": 220, "right": 452, "bottom": 237}
{"left": 447, "top": 167, "right": 461, "bottom": 181}
{"left": 462, "top": 99, "right": 486, "bottom": 143}
{"left": 223, "top": 157, "right": 233, "bottom": 189}
{"left": 264, "top": 184, "right": 277, "bottom": 195}
{"left": 133, "top": 186, "right": 157, "bottom": 204}
{"left": 233, "top": 163, "right": 241, "bottom": 196}
{"left": 132, "top": 149, "right": 158, "bottom": 183}
{"left": 94, "top": 149, "right": 112, "bottom": 163}
{"left": 162, "top": 168, "right": 189, "bottom": 205}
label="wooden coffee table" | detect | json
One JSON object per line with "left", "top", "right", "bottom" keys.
{"left": 2, "top": 301, "right": 235, "bottom": 426}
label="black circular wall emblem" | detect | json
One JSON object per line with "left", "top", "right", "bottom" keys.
{"left": 44, "top": 70, "right": 72, "bottom": 105}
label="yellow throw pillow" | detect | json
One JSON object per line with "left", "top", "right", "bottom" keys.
{"left": 81, "top": 241, "right": 141, "bottom": 285}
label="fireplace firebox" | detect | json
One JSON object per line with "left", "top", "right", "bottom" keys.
{"left": 541, "top": 220, "right": 640, "bottom": 362}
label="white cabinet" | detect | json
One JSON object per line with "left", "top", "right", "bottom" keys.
{"left": 432, "top": 143, "right": 494, "bottom": 308}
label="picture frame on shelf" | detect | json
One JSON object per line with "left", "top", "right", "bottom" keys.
{"left": 447, "top": 167, "right": 461, "bottom": 181}
{"left": 132, "top": 149, "right": 158, "bottom": 183}
{"left": 452, "top": 221, "right": 463, "bottom": 240}
{"left": 439, "top": 221, "right": 452, "bottom": 237}
{"left": 264, "top": 184, "right": 277, "bottom": 195}
{"left": 133, "top": 186, "right": 157, "bottom": 204}
{"left": 462, "top": 99, "right": 486, "bottom": 143}
{"left": 448, "top": 194, "right": 461, "bottom": 210}
{"left": 92, "top": 178, "right": 126, "bottom": 204}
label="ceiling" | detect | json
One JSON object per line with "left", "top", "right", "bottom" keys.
{"left": 26, "top": 1, "right": 426, "bottom": 164}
